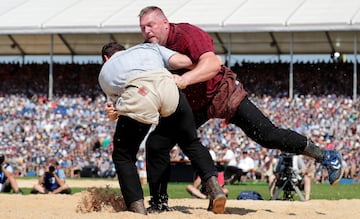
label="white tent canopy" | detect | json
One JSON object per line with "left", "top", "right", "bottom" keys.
{"left": 0, "top": 0, "right": 358, "bottom": 100}
{"left": 0, "top": 0, "right": 360, "bottom": 56}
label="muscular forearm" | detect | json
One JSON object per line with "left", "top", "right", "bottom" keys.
{"left": 174, "top": 52, "right": 221, "bottom": 88}
{"left": 169, "top": 53, "right": 193, "bottom": 70}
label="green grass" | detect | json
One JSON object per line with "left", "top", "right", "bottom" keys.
{"left": 18, "top": 180, "right": 360, "bottom": 200}
{"left": 152, "top": 182, "right": 360, "bottom": 200}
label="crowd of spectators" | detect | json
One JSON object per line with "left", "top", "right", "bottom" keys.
{"left": 0, "top": 61, "right": 359, "bottom": 184}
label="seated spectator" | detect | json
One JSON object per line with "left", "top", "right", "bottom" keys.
{"left": 31, "top": 159, "right": 71, "bottom": 194}
{"left": 230, "top": 150, "right": 256, "bottom": 184}
{"left": 36, "top": 163, "right": 46, "bottom": 177}
{"left": 98, "top": 157, "right": 113, "bottom": 178}
{"left": 186, "top": 175, "right": 228, "bottom": 199}
{"left": 0, "top": 154, "right": 23, "bottom": 194}
{"left": 70, "top": 159, "right": 82, "bottom": 178}
{"left": 216, "top": 146, "right": 238, "bottom": 184}
{"left": 262, "top": 154, "right": 277, "bottom": 183}
{"left": 170, "top": 146, "right": 189, "bottom": 162}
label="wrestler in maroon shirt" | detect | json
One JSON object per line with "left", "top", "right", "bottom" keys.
{"left": 103, "top": 5, "right": 343, "bottom": 214}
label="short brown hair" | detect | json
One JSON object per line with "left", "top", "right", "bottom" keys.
{"left": 138, "top": 6, "right": 166, "bottom": 18}
{"left": 101, "top": 42, "right": 125, "bottom": 63}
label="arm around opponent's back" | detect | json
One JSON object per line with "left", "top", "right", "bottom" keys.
{"left": 173, "top": 51, "right": 221, "bottom": 89}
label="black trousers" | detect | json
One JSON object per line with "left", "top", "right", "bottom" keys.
{"left": 229, "top": 96, "right": 307, "bottom": 153}
{"left": 223, "top": 165, "right": 247, "bottom": 183}
{"left": 112, "top": 92, "right": 217, "bottom": 207}
{"left": 145, "top": 92, "right": 218, "bottom": 198}
{"left": 146, "top": 96, "right": 308, "bottom": 197}
{"left": 223, "top": 165, "right": 240, "bottom": 180}
{"left": 112, "top": 116, "right": 151, "bottom": 207}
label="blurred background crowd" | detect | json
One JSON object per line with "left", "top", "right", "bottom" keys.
{"left": 0, "top": 61, "right": 359, "bottom": 184}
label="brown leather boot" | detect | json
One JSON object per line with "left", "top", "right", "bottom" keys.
{"left": 129, "top": 199, "right": 147, "bottom": 215}
{"left": 205, "top": 176, "right": 226, "bottom": 214}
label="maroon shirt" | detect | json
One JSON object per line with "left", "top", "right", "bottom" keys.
{"left": 166, "top": 23, "right": 223, "bottom": 110}
{"left": 167, "top": 23, "right": 214, "bottom": 63}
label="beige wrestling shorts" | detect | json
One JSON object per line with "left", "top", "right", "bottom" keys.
{"left": 116, "top": 69, "right": 179, "bottom": 125}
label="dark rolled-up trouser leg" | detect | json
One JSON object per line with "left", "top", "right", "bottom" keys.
{"left": 146, "top": 130, "right": 175, "bottom": 198}
{"left": 174, "top": 92, "right": 226, "bottom": 213}
{"left": 230, "top": 97, "right": 308, "bottom": 154}
{"left": 112, "top": 116, "right": 151, "bottom": 211}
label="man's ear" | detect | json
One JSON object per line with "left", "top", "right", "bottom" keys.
{"left": 103, "top": 55, "right": 110, "bottom": 62}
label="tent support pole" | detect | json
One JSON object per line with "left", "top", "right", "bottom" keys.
{"left": 353, "top": 32, "right": 358, "bottom": 101}
{"left": 48, "top": 34, "right": 54, "bottom": 100}
{"left": 289, "top": 33, "right": 294, "bottom": 100}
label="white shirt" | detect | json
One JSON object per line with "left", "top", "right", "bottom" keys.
{"left": 237, "top": 156, "right": 255, "bottom": 172}
{"left": 99, "top": 43, "right": 176, "bottom": 104}
{"left": 222, "top": 149, "right": 237, "bottom": 167}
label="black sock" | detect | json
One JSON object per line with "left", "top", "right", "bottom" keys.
{"left": 302, "top": 139, "right": 324, "bottom": 162}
